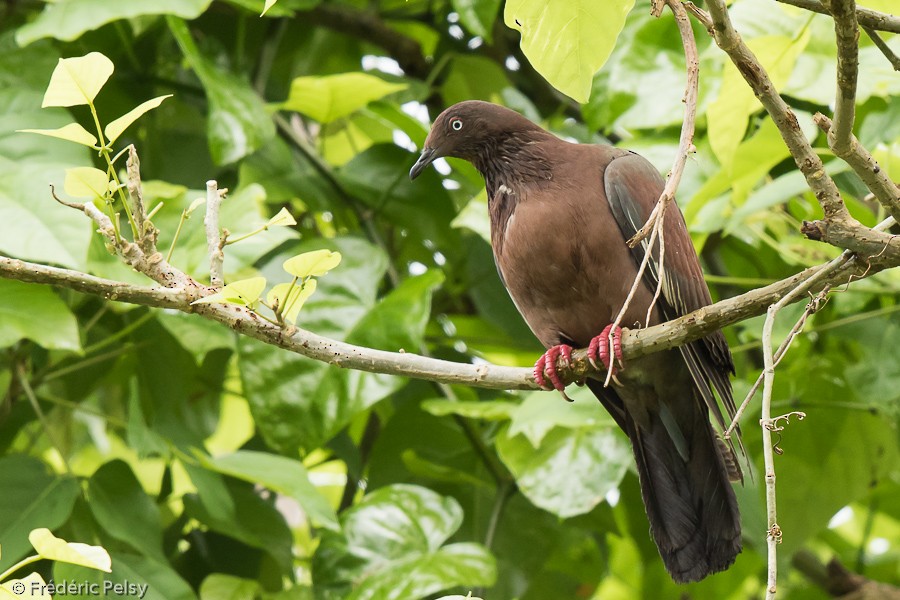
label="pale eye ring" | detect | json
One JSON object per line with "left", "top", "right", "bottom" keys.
{"left": 451, "top": 118, "right": 463, "bottom": 131}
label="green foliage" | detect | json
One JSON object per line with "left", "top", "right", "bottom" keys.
{"left": 1, "top": 0, "right": 899, "bottom": 599}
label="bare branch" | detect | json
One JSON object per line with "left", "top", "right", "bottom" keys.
{"left": 814, "top": 113, "right": 900, "bottom": 222}
{"left": 703, "top": 0, "right": 850, "bottom": 222}
{"left": 863, "top": 26, "right": 900, "bottom": 71}
{"left": 828, "top": 0, "right": 860, "bottom": 154}
{"left": 204, "top": 180, "right": 225, "bottom": 288}
{"left": 776, "top": 0, "right": 900, "bottom": 34}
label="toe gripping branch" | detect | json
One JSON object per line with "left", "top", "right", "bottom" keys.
{"left": 533, "top": 325, "right": 625, "bottom": 400}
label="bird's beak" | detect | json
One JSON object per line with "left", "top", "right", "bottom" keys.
{"left": 409, "top": 147, "right": 437, "bottom": 180}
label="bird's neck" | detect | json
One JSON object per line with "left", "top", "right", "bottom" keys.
{"left": 473, "top": 134, "right": 556, "bottom": 199}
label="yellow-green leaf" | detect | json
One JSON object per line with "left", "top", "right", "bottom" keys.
{"left": 105, "top": 94, "right": 173, "bottom": 143}
{"left": 266, "top": 207, "right": 296, "bottom": 228}
{"left": 1, "top": 573, "right": 51, "bottom": 599}
{"left": 18, "top": 123, "right": 98, "bottom": 147}
{"left": 28, "top": 528, "right": 112, "bottom": 572}
{"left": 267, "top": 279, "right": 317, "bottom": 324}
{"left": 504, "top": 0, "right": 634, "bottom": 103}
{"left": 64, "top": 167, "right": 110, "bottom": 199}
{"left": 283, "top": 249, "right": 342, "bottom": 278}
{"left": 187, "top": 197, "right": 206, "bottom": 215}
{"left": 261, "top": 0, "right": 278, "bottom": 16}
{"left": 42, "top": 52, "right": 114, "bottom": 108}
{"left": 191, "top": 277, "right": 267, "bottom": 308}
{"left": 283, "top": 73, "right": 407, "bottom": 123}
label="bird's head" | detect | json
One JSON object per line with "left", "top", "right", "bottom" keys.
{"left": 409, "top": 101, "right": 537, "bottom": 179}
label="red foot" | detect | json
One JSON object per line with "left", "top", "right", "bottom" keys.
{"left": 534, "top": 344, "right": 573, "bottom": 393}
{"left": 588, "top": 325, "right": 624, "bottom": 374}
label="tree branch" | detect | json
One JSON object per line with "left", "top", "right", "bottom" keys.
{"left": 775, "top": 0, "right": 900, "bottom": 34}
{"left": 827, "top": 0, "right": 859, "bottom": 155}
{"left": 862, "top": 25, "right": 900, "bottom": 71}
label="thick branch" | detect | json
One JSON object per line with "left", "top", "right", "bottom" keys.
{"left": 814, "top": 114, "right": 900, "bottom": 222}
{"left": 0, "top": 251, "right": 885, "bottom": 391}
{"left": 702, "top": 0, "right": 850, "bottom": 222}
{"left": 776, "top": 0, "right": 900, "bottom": 34}
{"left": 827, "top": 0, "right": 859, "bottom": 155}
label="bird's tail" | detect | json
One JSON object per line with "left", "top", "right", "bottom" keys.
{"left": 615, "top": 388, "right": 742, "bottom": 583}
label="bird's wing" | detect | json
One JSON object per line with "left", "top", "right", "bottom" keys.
{"left": 603, "top": 152, "right": 737, "bottom": 430}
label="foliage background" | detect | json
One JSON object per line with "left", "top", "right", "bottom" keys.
{"left": 1, "top": 0, "right": 899, "bottom": 598}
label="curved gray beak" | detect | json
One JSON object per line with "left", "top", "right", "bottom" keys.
{"left": 409, "top": 147, "right": 436, "bottom": 180}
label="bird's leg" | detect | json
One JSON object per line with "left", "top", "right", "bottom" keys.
{"left": 587, "top": 324, "right": 624, "bottom": 375}
{"left": 533, "top": 344, "right": 574, "bottom": 401}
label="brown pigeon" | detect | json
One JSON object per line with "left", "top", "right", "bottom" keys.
{"left": 410, "top": 100, "right": 742, "bottom": 583}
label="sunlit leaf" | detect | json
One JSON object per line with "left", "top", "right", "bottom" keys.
{"left": 283, "top": 249, "right": 342, "bottom": 277}
{"left": 191, "top": 277, "right": 266, "bottom": 308}
{"left": 17, "top": 123, "right": 98, "bottom": 147}
{"left": 266, "top": 207, "right": 296, "bottom": 228}
{"left": 266, "top": 279, "right": 316, "bottom": 324}
{"left": 283, "top": 73, "right": 407, "bottom": 123}
{"left": 504, "top": 0, "right": 634, "bottom": 103}
{"left": 28, "top": 529, "right": 112, "bottom": 572}
{"left": 105, "top": 94, "right": 173, "bottom": 143}
{"left": 63, "top": 167, "right": 110, "bottom": 199}
{"left": 41, "top": 52, "right": 114, "bottom": 107}
{"left": 1, "top": 573, "right": 51, "bottom": 599}
{"left": 261, "top": 0, "right": 278, "bottom": 16}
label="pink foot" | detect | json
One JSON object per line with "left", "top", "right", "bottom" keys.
{"left": 587, "top": 324, "right": 624, "bottom": 374}
{"left": 533, "top": 344, "right": 574, "bottom": 394}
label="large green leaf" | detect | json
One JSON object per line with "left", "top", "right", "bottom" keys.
{"left": 196, "top": 451, "right": 337, "bottom": 531}
{"left": 283, "top": 73, "right": 407, "bottom": 124}
{"left": 0, "top": 455, "right": 80, "bottom": 572}
{"left": 452, "top": 0, "right": 502, "bottom": 41}
{"left": 16, "top": 0, "right": 213, "bottom": 45}
{"left": 167, "top": 17, "right": 275, "bottom": 165}
{"left": 504, "top": 0, "right": 635, "bottom": 103}
{"left": 0, "top": 279, "right": 80, "bottom": 351}
{"left": 314, "top": 484, "right": 496, "bottom": 600}
{"left": 87, "top": 460, "right": 165, "bottom": 561}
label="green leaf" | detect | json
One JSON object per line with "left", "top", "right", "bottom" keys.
{"left": 260, "top": 0, "right": 279, "bottom": 16}
{"left": 191, "top": 277, "right": 266, "bottom": 308}
{"left": 314, "top": 485, "right": 496, "bottom": 600}
{"left": 283, "top": 249, "right": 342, "bottom": 277}
{"left": 0, "top": 455, "right": 80, "bottom": 573}
{"left": 504, "top": 0, "right": 635, "bottom": 103}
{"left": 18, "top": 123, "right": 98, "bottom": 147}
{"left": 283, "top": 73, "right": 407, "bottom": 124}
{"left": 266, "top": 207, "right": 296, "bottom": 228}
{"left": 168, "top": 17, "right": 275, "bottom": 165}
{"left": 40, "top": 52, "right": 114, "bottom": 108}
{"left": 199, "top": 574, "right": 260, "bottom": 600}
{"left": 496, "top": 424, "right": 630, "bottom": 518}
{"left": 452, "top": 0, "right": 501, "bottom": 41}
{"left": 105, "top": 95, "right": 173, "bottom": 144}
{"left": 197, "top": 450, "right": 339, "bottom": 531}
{"left": 420, "top": 399, "right": 518, "bottom": 421}
{"left": 267, "top": 279, "right": 317, "bottom": 324}
{"left": 1, "top": 573, "right": 50, "bottom": 599}
{"left": 0, "top": 279, "right": 81, "bottom": 351}
{"left": 104, "top": 552, "right": 195, "bottom": 600}
{"left": 63, "top": 167, "right": 110, "bottom": 199}
{"left": 15, "top": 0, "right": 214, "bottom": 45}
{"left": 87, "top": 460, "right": 165, "bottom": 561}
{"left": 28, "top": 529, "right": 112, "bottom": 572}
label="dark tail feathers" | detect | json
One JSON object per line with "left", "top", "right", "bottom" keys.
{"left": 599, "top": 383, "right": 742, "bottom": 583}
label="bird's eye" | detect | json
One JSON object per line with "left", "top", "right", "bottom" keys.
{"left": 450, "top": 118, "right": 463, "bottom": 131}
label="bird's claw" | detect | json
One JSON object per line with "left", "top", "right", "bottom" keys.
{"left": 588, "top": 324, "right": 624, "bottom": 375}
{"left": 534, "top": 344, "right": 574, "bottom": 399}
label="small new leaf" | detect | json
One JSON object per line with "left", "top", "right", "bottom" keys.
{"left": 42, "top": 52, "right": 114, "bottom": 108}
{"left": 18, "top": 123, "right": 98, "bottom": 147}
{"left": 261, "top": 0, "right": 279, "bottom": 16}
{"left": 105, "top": 94, "right": 173, "bottom": 143}
{"left": 192, "top": 277, "right": 267, "bottom": 308}
{"left": 283, "top": 250, "right": 342, "bottom": 278}
{"left": 266, "top": 207, "right": 297, "bottom": 228}
{"left": 28, "top": 528, "right": 112, "bottom": 572}
{"left": 267, "top": 279, "right": 317, "bottom": 324}
{"left": 187, "top": 197, "right": 206, "bottom": 215}
{"left": 64, "top": 167, "right": 110, "bottom": 199}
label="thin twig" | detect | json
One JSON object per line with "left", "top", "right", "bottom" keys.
{"left": 862, "top": 26, "right": 900, "bottom": 71}
{"left": 15, "top": 364, "right": 72, "bottom": 474}
{"left": 204, "top": 180, "right": 225, "bottom": 288}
